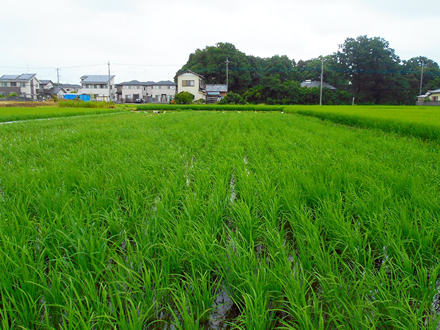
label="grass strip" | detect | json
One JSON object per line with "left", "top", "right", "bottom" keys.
{"left": 0, "top": 106, "right": 124, "bottom": 123}
{"left": 136, "top": 104, "right": 284, "bottom": 111}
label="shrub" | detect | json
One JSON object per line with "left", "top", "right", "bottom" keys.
{"left": 174, "top": 92, "right": 195, "bottom": 104}
{"left": 219, "top": 92, "right": 246, "bottom": 105}
{"left": 7, "top": 92, "right": 18, "bottom": 98}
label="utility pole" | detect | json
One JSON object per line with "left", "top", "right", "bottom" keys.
{"left": 56, "top": 68, "right": 60, "bottom": 85}
{"left": 419, "top": 59, "right": 424, "bottom": 96}
{"left": 108, "top": 61, "right": 111, "bottom": 101}
{"left": 319, "top": 56, "right": 324, "bottom": 106}
{"left": 226, "top": 58, "right": 230, "bottom": 91}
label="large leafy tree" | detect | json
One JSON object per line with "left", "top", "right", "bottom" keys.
{"left": 335, "top": 35, "right": 403, "bottom": 104}
{"left": 401, "top": 57, "right": 440, "bottom": 96}
{"left": 176, "top": 42, "right": 253, "bottom": 92}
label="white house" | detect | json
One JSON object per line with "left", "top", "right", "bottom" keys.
{"left": 147, "top": 81, "right": 177, "bottom": 103}
{"left": 116, "top": 80, "right": 177, "bottom": 103}
{"left": 175, "top": 70, "right": 206, "bottom": 101}
{"left": 116, "top": 80, "right": 150, "bottom": 103}
{"left": 80, "top": 75, "right": 116, "bottom": 101}
{"left": 0, "top": 74, "right": 41, "bottom": 99}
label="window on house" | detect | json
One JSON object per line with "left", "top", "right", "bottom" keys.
{"left": 20, "top": 83, "right": 25, "bottom": 87}
{"left": 102, "top": 85, "right": 107, "bottom": 89}
{"left": 1, "top": 83, "right": 6, "bottom": 87}
{"left": 135, "top": 86, "right": 140, "bottom": 89}
{"left": 86, "top": 84, "right": 92, "bottom": 88}
{"left": 182, "top": 80, "right": 194, "bottom": 87}
{"left": 434, "top": 96, "right": 439, "bottom": 101}
{"left": 125, "top": 86, "right": 131, "bottom": 89}
{"left": 10, "top": 82, "right": 17, "bottom": 87}
{"left": 153, "top": 86, "right": 161, "bottom": 89}
{"left": 168, "top": 86, "right": 175, "bottom": 89}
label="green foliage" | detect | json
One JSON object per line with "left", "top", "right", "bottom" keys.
{"left": 59, "top": 100, "right": 115, "bottom": 108}
{"left": 136, "top": 104, "right": 283, "bottom": 111}
{"left": 1, "top": 111, "right": 440, "bottom": 327}
{"left": 285, "top": 105, "right": 440, "bottom": 141}
{"left": 51, "top": 93, "right": 58, "bottom": 102}
{"left": 7, "top": 92, "right": 18, "bottom": 98}
{"left": 0, "top": 106, "right": 123, "bottom": 122}
{"left": 174, "top": 91, "right": 195, "bottom": 104}
{"left": 218, "top": 92, "right": 246, "bottom": 105}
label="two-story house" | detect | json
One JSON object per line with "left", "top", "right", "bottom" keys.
{"left": 116, "top": 80, "right": 151, "bottom": 103}
{"left": 0, "top": 74, "right": 41, "bottom": 99}
{"left": 147, "top": 81, "right": 177, "bottom": 103}
{"left": 175, "top": 70, "right": 206, "bottom": 101}
{"left": 80, "top": 75, "right": 115, "bottom": 101}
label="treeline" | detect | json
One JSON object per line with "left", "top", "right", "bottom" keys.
{"left": 176, "top": 37, "right": 440, "bottom": 105}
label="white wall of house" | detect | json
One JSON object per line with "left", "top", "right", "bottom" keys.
{"left": 147, "top": 85, "right": 176, "bottom": 102}
{"left": 19, "top": 77, "right": 40, "bottom": 98}
{"left": 81, "top": 77, "right": 116, "bottom": 101}
{"left": 176, "top": 73, "right": 205, "bottom": 101}
{"left": 119, "top": 85, "right": 148, "bottom": 102}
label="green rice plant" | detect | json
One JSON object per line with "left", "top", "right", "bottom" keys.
{"left": 136, "top": 103, "right": 284, "bottom": 111}
{"left": 0, "top": 106, "right": 124, "bottom": 122}
{"left": 59, "top": 100, "right": 115, "bottom": 108}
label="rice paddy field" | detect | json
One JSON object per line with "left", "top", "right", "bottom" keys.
{"left": 284, "top": 105, "right": 440, "bottom": 141}
{"left": 0, "top": 106, "right": 123, "bottom": 123}
{"left": 1, "top": 109, "right": 440, "bottom": 329}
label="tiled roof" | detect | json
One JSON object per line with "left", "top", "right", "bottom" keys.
{"left": 206, "top": 84, "right": 227, "bottom": 92}
{"left": 81, "top": 75, "right": 115, "bottom": 83}
{"left": 175, "top": 70, "right": 204, "bottom": 79}
{"left": 39, "top": 80, "right": 52, "bottom": 85}
{"left": 0, "top": 74, "right": 37, "bottom": 81}
{"left": 300, "top": 80, "right": 337, "bottom": 90}
{"left": 153, "top": 80, "right": 177, "bottom": 86}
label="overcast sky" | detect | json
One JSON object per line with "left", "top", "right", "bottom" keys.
{"left": 1, "top": 0, "right": 438, "bottom": 84}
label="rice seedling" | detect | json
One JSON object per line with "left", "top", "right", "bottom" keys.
{"left": 1, "top": 110, "right": 440, "bottom": 327}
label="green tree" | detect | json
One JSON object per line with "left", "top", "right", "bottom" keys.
{"left": 335, "top": 35, "right": 402, "bottom": 104}
{"left": 174, "top": 91, "right": 194, "bottom": 104}
{"left": 218, "top": 92, "right": 246, "bottom": 105}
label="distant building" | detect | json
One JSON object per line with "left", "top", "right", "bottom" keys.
{"left": 416, "top": 88, "right": 440, "bottom": 106}
{"left": 148, "top": 80, "right": 177, "bottom": 103}
{"left": 116, "top": 80, "right": 176, "bottom": 103}
{"left": 0, "top": 74, "right": 40, "bottom": 99}
{"left": 301, "top": 80, "right": 337, "bottom": 90}
{"left": 175, "top": 70, "right": 206, "bottom": 101}
{"left": 60, "top": 84, "right": 81, "bottom": 93}
{"left": 206, "top": 84, "right": 228, "bottom": 103}
{"left": 80, "top": 75, "right": 116, "bottom": 101}
{"left": 116, "top": 80, "right": 150, "bottom": 103}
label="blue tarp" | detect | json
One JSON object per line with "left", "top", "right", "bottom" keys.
{"left": 64, "top": 94, "right": 91, "bottom": 102}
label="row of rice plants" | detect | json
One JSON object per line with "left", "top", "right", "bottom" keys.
{"left": 58, "top": 100, "right": 116, "bottom": 108}
{"left": 285, "top": 105, "right": 440, "bottom": 141}
{"left": 136, "top": 104, "right": 284, "bottom": 111}
{"left": 1, "top": 111, "right": 440, "bottom": 328}
{"left": 0, "top": 106, "right": 124, "bottom": 123}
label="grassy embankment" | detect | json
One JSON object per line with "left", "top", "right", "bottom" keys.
{"left": 0, "top": 105, "right": 123, "bottom": 123}
{"left": 1, "top": 111, "right": 440, "bottom": 328}
{"left": 285, "top": 105, "right": 440, "bottom": 141}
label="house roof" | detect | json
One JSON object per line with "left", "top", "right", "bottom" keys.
{"left": 153, "top": 80, "right": 177, "bottom": 86}
{"left": 175, "top": 69, "right": 204, "bottom": 79}
{"left": 206, "top": 84, "right": 227, "bottom": 92}
{"left": 300, "top": 80, "right": 337, "bottom": 90}
{"left": 428, "top": 88, "right": 440, "bottom": 94}
{"left": 116, "top": 80, "right": 145, "bottom": 86}
{"left": 81, "top": 75, "right": 115, "bottom": 83}
{"left": 60, "top": 84, "right": 81, "bottom": 89}
{"left": 0, "top": 74, "right": 37, "bottom": 81}
{"left": 39, "top": 80, "right": 53, "bottom": 85}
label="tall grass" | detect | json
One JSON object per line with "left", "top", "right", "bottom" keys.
{"left": 0, "top": 106, "right": 123, "bottom": 122}
{"left": 1, "top": 111, "right": 440, "bottom": 328}
{"left": 59, "top": 100, "right": 115, "bottom": 108}
{"left": 285, "top": 105, "right": 440, "bottom": 141}
{"left": 136, "top": 104, "right": 284, "bottom": 111}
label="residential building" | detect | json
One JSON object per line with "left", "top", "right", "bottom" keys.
{"left": 0, "top": 74, "right": 40, "bottom": 99}
{"left": 206, "top": 84, "right": 228, "bottom": 103}
{"left": 39, "top": 80, "right": 54, "bottom": 91}
{"left": 116, "top": 80, "right": 151, "bottom": 103}
{"left": 175, "top": 70, "right": 206, "bottom": 101}
{"left": 416, "top": 88, "right": 440, "bottom": 106}
{"left": 300, "top": 80, "right": 337, "bottom": 90}
{"left": 60, "top": 84, "right": 81, "bottom": 93}
{"left": 80, "top": 75, "right": 116, "bottom": 101}
{"left": 147, "top": 81, "right": 177, "bottom": 103}
{"left": 116, "top": 80, "right": 177, "bottom": 103}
